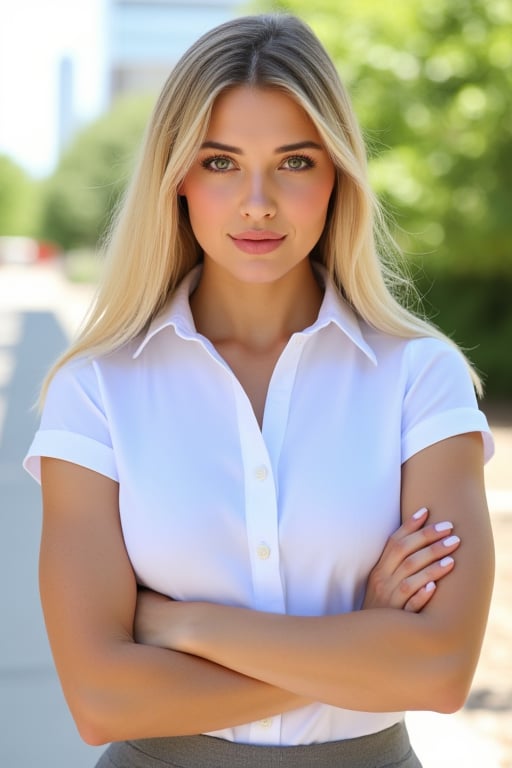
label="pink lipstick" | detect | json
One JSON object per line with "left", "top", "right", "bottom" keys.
{"left": 229, "top": 230, "right": 286, "bottom": 255}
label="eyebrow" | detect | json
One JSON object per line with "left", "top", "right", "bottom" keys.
{"left": 200, "top": 140, "right": 324, "bottom": 154}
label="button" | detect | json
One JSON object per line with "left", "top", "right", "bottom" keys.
{"left": 260, "top": 718, "right": 272, "bottom": 728}
{"left": 254, "top": 465, "right": 268, "bottom": 481}
{"left": 256, "top": 543, "right": 271, "bottom": 560}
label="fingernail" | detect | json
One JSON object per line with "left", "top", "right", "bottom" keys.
{"left": 413, "top": 507, "right": 428, "bottom": 519}
{"left": 435, "top": 521, "right": 453, "bottom": 532}
{"left": 443, "top": 535, "right": 460, "bottom": 547}
{"left": 425, "top": 581, "right": 436, "bottom": 592}
{"left": 440, "top": 556, "right": 454, "bottom": 567}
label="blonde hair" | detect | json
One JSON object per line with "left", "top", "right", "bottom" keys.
{"left": 41, "top": 13, "right": 482, "bottom": 400}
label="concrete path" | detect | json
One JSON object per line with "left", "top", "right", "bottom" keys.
{"left": 0, "top": 264, "right": 105, "bottom": 765}
{"left": 1, "top": 262, "right": 510, "bottom": 767}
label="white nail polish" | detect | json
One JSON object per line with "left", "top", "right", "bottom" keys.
{"left": 435, "top": 521, "right": 452, "bottom": 532}
{"left": 443, "top": 535, "right": 460, "bottom": 547}
{"left": 425, "top": 581, "right": 436, "bottom": 592}
{"left": 413, "top": 507, "right": 428, "bottom": 519}
{"left": 440, "top": 556, "right": 454, "bottom": 567}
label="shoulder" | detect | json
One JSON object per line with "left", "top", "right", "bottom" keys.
{"left": 358, "top": 327, "right": 493, "bottom": 462}
{"left": 44, "top": 355, "right": 99, "bottom": 411}
{"left": 47, "top": 338, "right": 141, "bottom": 397}
{"left": 360, "top": 326, "right": 470, "bottom": 388}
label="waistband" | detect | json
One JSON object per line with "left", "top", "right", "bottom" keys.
{"left": 100, "top": 721, "right": 421, "bottom": 768}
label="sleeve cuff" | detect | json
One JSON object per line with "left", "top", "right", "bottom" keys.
{"left": 402, "top": 407, "right": 494, "bottom": 465}
{"left": 23, "top": 429, "right": 118, "bottom": 484}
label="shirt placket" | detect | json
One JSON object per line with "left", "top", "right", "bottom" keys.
{"left": 231, "top": 332, "right": 310, "bottom": 745}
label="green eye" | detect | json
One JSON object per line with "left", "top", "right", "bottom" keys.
{"left": 201, "top": 155, "right": 234, "bottom": 172}
{"left": 287, "top": 157, "right": 306, "bottom": 169}
{"left": 213, "top": 157, "right": 231, "bottom": 170}
{"left": 284, "top": 155, "right": 315, "bottom": 170}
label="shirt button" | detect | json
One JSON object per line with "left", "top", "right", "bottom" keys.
{"left": 260, "top": 718, "right": 272, "bottom": 728}
{"left": 254, "top": 465, "right": 268, "bottom": 481}
{"left": 256, "top": 543, "right": 271, "bottom": 560}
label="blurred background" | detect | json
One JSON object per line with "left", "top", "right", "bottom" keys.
{"left": 1, "top": 0, "right": 511, "bottom": 396}
{"left": 0, "top": 0, "right": 510, "bottom": 766}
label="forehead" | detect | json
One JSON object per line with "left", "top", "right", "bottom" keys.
{"left": 205, "top": 86, "right": 322, "bottom": 145}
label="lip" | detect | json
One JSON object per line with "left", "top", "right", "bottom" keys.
{"left": 229, "top": 230, "right": 286, "bottom": 255}
{"left": 230, "top": 230, "right": 286, "bottom": 241}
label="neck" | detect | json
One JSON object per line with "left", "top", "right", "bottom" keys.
{"left": 190, "top": 259, "right": 323, "bottom": 351}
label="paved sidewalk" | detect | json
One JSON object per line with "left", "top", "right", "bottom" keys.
{"left": 1, "top": 262, "right": 510, "bottom": 767}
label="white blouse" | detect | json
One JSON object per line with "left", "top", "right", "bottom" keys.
{"left": 24, "top": 266, "right": 493, "bottom": 746}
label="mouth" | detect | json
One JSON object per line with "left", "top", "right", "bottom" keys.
{"left": 229, "top": 231, "right": 286, "bottom": 255}
{"left": 230, "top": 230, "right": 285, "bottom": 241}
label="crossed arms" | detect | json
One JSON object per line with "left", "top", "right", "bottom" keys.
{"left": 39, "top": 432, "right": 494, "bottom": 745}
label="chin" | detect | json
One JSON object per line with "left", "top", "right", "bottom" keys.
{"left": 229, "top": 258, "right": 308, "bottom": 286}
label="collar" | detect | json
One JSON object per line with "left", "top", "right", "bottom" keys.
{"left": 133, "top": 266, "right": 202, "bottom": 358}
{"left": 133, "top": 264, "right": 377, "bottom": 365}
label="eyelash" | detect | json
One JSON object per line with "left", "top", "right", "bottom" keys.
{"left": 283, "top": 154, "right": 317, "bottom": 170}
{"left": 200, "top": 153, "right": 317, "bottom": 173}
{"left": 201, "top": 155, "right": 234, "bottom": 172}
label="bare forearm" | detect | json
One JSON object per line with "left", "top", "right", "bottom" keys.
{"left": 71, "top": 640, "right": 309, "bottom": 745}
{"left": 167, "top": 603, "right": 480, "bottom": 714}
{"left": 170, "top": 437, "right": 494, "bottom": 715}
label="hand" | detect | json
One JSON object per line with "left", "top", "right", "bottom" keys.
{"left": 133, "top": 588, "right": 176, "bottom": 647}
{"left": 362, "top": 507, "right": 460, "bottom": 613}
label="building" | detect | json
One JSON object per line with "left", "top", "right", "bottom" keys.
{"left": 107, "top": 0, "right": 242, "bottom": 103}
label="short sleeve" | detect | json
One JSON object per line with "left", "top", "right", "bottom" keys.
{"left": 23, "top": 359, "right": 118, "bottom": 484}
{"left": 401, "top": 338, "right": 494, "bottom": 465}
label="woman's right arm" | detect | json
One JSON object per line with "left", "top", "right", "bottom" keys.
{"left": 39, "top": 457, "right": 309, "bottom": 746}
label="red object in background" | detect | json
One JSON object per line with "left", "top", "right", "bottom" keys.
{"left": 0, "top": 237, "right": 61, "bottom": 264}
{"left": 37, "top": 241, "right": 60, "bottom": 261}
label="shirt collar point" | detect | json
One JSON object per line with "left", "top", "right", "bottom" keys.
{"left": 132, "top": 268, "right": 201, "bottom": 358}
{"left": 313, "top": 271, "right": 378, "bottom": 365}
{"left": 132, "top": 264, "right": 378, "bottom": 365}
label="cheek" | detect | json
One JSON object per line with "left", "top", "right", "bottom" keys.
{"left": 186, "top": 183, "right": 232, "bottom": 225}
{"left": 288, "top": 180, "right": 333, "bottom": 223}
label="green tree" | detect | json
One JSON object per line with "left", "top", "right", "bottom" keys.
{"left": 255, "top": 0, "right": 512, "bottom": 394}
{"left": 0, "top": 155, "right": 40, "bottom": 236}
{"left": 256, "top": 0, "right": 512, "bottom": 276}
{"left": 40, "top": 94, "right": 154, "bottom": 250}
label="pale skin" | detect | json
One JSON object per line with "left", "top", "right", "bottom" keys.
{"left": 38, "top": 87, "right": 494, "bottom": 746}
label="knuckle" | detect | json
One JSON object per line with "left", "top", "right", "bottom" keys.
{"left": 425, "top": 563, "right": 441, "bottom": 580}
{"left": 406, "top": 594, "right": 424, "bottom": 613}
{"left": 389, "top": 536, "right": 407, "bottom": 557}
{"left": 402, "top": 553, "right": 418, "bottom": 574}
{"left": 371, "top": 573, "right": 387, "bottom": 598}
{"left": 368, "top": 569, "right": 389, "bottom": 601}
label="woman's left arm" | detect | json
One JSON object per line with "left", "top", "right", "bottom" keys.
{"left": 137, "top": 432, "right": 494, "bottom": 714}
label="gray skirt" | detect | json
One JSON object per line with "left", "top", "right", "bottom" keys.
{"left": 95, "top": 721, "right": 422, "bottom": 767}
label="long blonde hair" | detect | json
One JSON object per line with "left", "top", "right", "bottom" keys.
{"left": 41, "top": 13, "right": 482, "bottom": 400}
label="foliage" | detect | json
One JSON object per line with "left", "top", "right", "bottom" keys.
{"left": 0, "top": 155, "right": 41, "bottom": 236}
{"left": 254, "top": 0, "right": 512, "bottom": 396}
{"left": 256, "top": 0, "right": 512, "bottom": 276}
{"left": 30, "top": 1, "right": 512, "bottom": 394}
{"left": 40, "top": 94, "right": 154, "bottom": 250}
{"left": 416, "top": 272, "right": 512, "bottom": 397}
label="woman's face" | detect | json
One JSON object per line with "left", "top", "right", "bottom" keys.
{"left": 179, "top": 86, "right": 336, "bottom": 285}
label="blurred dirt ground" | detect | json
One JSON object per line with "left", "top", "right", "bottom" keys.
{"left": 463, "top": 510, "right": 512, "bottom": 767}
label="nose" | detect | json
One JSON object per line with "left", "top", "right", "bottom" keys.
{"left": 240, "top": 173, "right": 277, "bottom": 220}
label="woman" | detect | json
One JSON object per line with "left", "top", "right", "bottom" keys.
{"left": 24, "top": 13, "right": 494, "bottom": 768}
